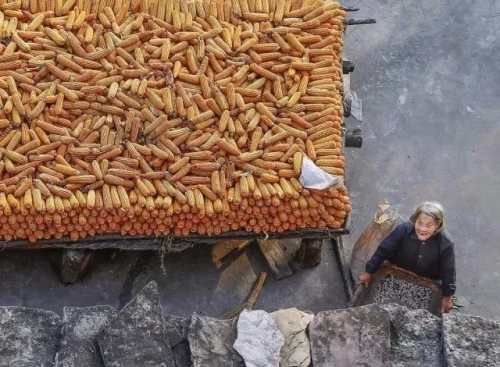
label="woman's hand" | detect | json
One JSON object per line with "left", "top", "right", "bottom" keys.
{"left": 441, "top": 296, "right": 454, "bottom": 313}
{"left": 358, "top": 272, "right": 372, "bottom": 288}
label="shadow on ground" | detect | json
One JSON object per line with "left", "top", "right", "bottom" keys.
{"left": 0, "top": 240, "right": 347, "bottom": 316}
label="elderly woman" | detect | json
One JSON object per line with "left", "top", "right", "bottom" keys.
{"left": 359, "top": 201, "right": 456, "bottom": 313}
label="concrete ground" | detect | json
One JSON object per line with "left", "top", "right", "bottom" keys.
{"left": 342, "top": 0, "right": 500, "bottom": 319}
{"left": 0, "top": 240, "right": 347, "bottom": 317}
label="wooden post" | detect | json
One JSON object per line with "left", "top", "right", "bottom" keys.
{"left": 298, "top": 238, "right": 323, "bottom": 268}
{"left": 60, "top": 249, "right": 93, "bottom": 284}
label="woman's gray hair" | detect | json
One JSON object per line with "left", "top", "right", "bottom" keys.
{"left": 410, "top": 201, "right": 446, "bottom": 233}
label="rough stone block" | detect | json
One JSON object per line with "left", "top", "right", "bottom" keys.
{"left": 0, "top": 306, "right": 62, "bottom": 367}
{"left": 270, "top": 308, "right": 314, "bottom": 367}
{"left": 163, "top": 314, "right": 191, "bottom": 366}
{"left": 163, "top": 316, "right": 184, "bottom": 348}
{"left": 443, "top": 313, "right": 500, "bottom": 367}
{"left": 172, "top": 341, "right": 192, "bottom": 367}
{"left": 56, "top": 306, "right": 117, "bottom": 367}
{"left": 188, "top": 314, "right": 244, "bottom": 367}
{"left": 97, "top": 281, "right": 175, "bottom": 367}
{"left": 234, "top": 309, "right": 285, "bottom": 367}
{"left": 309, "top": 304, "right": 391, "bottom": 367}
{"left": 164, "top": 314, "right": 191, "bottom": 340}
{"left": 381, "top": 304, "right": 443, "bottom": 367}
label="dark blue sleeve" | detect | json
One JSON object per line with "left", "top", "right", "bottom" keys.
{"left": 439, "top": 235, "right": 456, "bottom": 297}
{"left": 365, "top": 222, "right": 410, "bottom": 274}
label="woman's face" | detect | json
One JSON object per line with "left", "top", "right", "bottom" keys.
{"left": 415, "top": 214, "right": 439, "bottom": 241}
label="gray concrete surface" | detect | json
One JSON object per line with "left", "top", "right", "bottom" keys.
{"left": 0, "top": 240, "right": 347, "bottom": 316}
{"left": 342, "top": 0, "right": 500, "bottom": 318}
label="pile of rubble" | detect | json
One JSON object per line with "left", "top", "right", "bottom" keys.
{"left": 0, "top": 281, "right": 499, "bottom": 367}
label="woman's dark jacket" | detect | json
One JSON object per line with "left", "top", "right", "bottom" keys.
{"left": 365, "top": 221, "right": 456, "bottom": 297}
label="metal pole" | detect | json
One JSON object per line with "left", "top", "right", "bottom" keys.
{"left": 340, "top": 6, "right": 360, "bottom": 11}
{"left": 345, "top": 18, "right": 377, "bottom": 25}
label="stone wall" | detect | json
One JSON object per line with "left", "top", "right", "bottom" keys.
{"left": 0, "top": 281, "right": 498, "bottom": 367}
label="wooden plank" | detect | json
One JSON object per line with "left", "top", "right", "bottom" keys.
{"left": 212, "top": 240, "right": 253, "bottom": 269}
{"left": 257, "top": 240, "right": 294, "bottom": 280}
{"left": 349, "top": 202, "right": 398, "bottom": 281}
{"left": 333, "top": 236, "right": 354, "bottom": 299}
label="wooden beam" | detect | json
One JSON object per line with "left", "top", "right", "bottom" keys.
{"left": 2, "top": 226, "right": 350, "bottom": 250}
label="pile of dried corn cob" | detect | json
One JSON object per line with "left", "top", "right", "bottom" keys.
{"left": 0, "top": 0, "right": 351, "bottom": 242}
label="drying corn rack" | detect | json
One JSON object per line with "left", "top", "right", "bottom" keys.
{"left": 0, "top": 0, "right": 375, "bottom": 286}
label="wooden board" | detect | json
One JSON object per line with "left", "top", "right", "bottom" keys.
{"left": 211, "top": 240, "right": 253, "bottom": 269}
{"left": 257, "top": 240, "right": 294, "bottom": 280}
{"left": 349, "top": 202, "right": 399, "bottom": 281}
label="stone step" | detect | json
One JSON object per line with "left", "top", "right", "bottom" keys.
{"left": 381, "top": 304, "right": 444, "bottom": 367}
{"left": 443, "top": 313, "right": 500, "bottom": 367}
{"left": 0, "top": 306, "right": 62, "bottom": 367}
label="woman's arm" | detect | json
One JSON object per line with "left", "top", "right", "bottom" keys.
{"left": 439, "top": 240, "right": 456, "bottom": 297}
{"left": 365, "top": 222, "right": 410, "bottom": 274}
